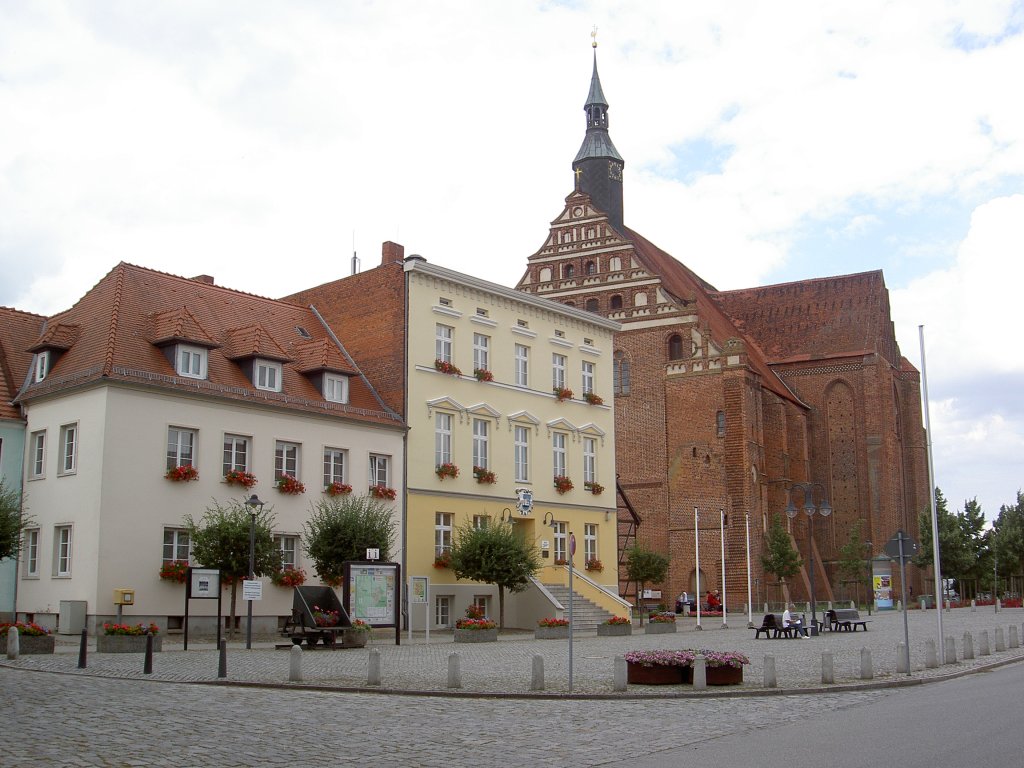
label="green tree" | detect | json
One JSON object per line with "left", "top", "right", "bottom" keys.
{"left": 958, "top": 497, "right": 988, "bottom": 594}
{"left": 625, "top": 545, "right": 669, "bottom": 625}
{"left": 0, "top": 480, "right": 28, "bottom": 562}
{"left": 449, "top": 519, "right": 540, "bottom": 630}
{"left": 761, "top": 514, "right": 802, "bottom": 594}
{"left": 992, "top": 491, "right": 1024, "bottom": 594}
{"left": 836, "top": 520, "right": 869, "bottom": 605}
{"left": 303, "top": 495, "right": 397, "bottom": 586}
{"left": 184, "top": 500, "right": 282, "bottom": 639}
{"left": 914, "top": 488, "right": 972, "bottom": 593}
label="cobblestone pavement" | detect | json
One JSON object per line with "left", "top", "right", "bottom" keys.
{"left": 4, "top": 609, "right": 1024, "bottom": 766}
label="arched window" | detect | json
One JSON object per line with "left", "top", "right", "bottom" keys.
{"left": 585, "top": 298, "right": 599, "bottom": 313}
{"left": 539, "top": 267, "right": 552, "bottom": 282}
{"left": 563, "top": 263, "right": 575, "bottom": 279}
{"left": 610, "top": 295, "right": 623, "bottom": 310}
{"left": 585, "top": 261, "right": 596, "bottom": 275}
{"left": 716, "top": 411, "right": 726, "bottom": 437}
{"left": 609, "top": 256, "right": 621, "bottom": 272}
{"left": 613, "top": 351, "right": 631, "bottom": 396}
{"left": 634, "top": 292, "right": 648, "bottom": 307}
{"left": 668, "top": 334, "right": 684, "bottom": 360}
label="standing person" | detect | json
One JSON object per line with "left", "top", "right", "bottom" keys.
{"left": 675, "top": 591, "right": 690, "bottom": 614}
{"left": 782, "top": 603, "right": 807, "bottom": 638}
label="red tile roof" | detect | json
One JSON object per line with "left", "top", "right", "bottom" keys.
{"left": 0, "top": 306, "right": 45, "bottom": 421}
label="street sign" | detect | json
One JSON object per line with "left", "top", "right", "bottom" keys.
{"left": 884, "top": 530, "right": 919, "bottom": 562}
{"left": 570, "top": 533, "right": 576, "bottom": 556}
{"left": 242, "top": 579, "right": 262, "bottom": 601}
{"left": 366, "top": 548, "right": 380, "bottom": 561}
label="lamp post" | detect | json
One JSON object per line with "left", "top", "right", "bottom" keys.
{"left": 784, "top": 483, "right": 832, "bottom": 634}
{"left": 244, "top": 494, "right": 265, "bottom": 650}
{"left": 864, "top": 540, "right": 873, "bottom": 615}
{"left": 694, "top": 507, "right": 701, "bottom": 631}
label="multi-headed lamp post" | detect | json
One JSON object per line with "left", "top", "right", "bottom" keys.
{"left": 784, "top": 483, "right": 831, "bottom": 634}
{"left": 244, "top": 494, "right": 265, "bottom": 650}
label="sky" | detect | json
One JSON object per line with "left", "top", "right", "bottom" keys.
{"left": 2, "top": 1, "right": 1023, "bottom": 521}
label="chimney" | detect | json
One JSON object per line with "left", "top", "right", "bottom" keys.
{"left": 191, "top": 275, "right": 215, "bottom": 285}
{"left": 381, "top": 241, "right": 405, "bottom": 265}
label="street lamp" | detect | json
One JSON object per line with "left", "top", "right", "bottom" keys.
{"left": 784, "top": 483, "right": 832, "bottom": 634}
{"left": 244, "top": 494, "right": 265, "bottom": 650}
{"left": 864, "top": 540, "right": 873, "bottom": 615}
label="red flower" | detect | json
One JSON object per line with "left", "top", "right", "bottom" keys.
{"left": 165, "top": 465, "right": 198, "bottom": 482}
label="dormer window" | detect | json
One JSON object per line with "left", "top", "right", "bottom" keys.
{"left": 33, "top": 351, "right": 50, "bottom": 382}
{"left": 176, "top": 345, "right": 207, "bottom": 379}
{"left": 255, "top": 359, "right": 282, "bottom": 392}
{"left": 324, "top": 373, "right": 349, "bottom": 404}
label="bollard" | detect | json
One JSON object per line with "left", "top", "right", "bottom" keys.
{"left": 962, "top": 632, "right": 974, "bottom": 660}
{"left": 943, "top": 636, "right": 956, "bottom": 665}
{"left": 821, "top": 651, "right": 834, "bottom": 684}
{"left": 979, "top": 630, "right": 990, "bottom": 656}
{"left": 143, "top": 633, "right": 154, "bottom": 675}
{"left": 995, "top": 598, "right": 1001, "bottom": 613}
{"left": 218, "top": 639, "right": 227, "bottom": 678}
{"left": 1009, "top": 625, "right": 1019, "bottom": 649}
{"left": 530, "top": 655, "right": 545, "bottom": 691}
{"left": 763, "top": 654, "right": 777, "bottom": 688}
{"left": 971, "top": 599, "right": 976, "bottom": 612}
{"left": 895, "top": 643, "right": 908, "bottom": 674}
{"left": 613, "top": 656, "right": 627, "bottom": 691}
{"left": 6, "top": 626, "right": 19, "bottom": 660}
{"left": 367, "top": 648, "right": 381, "bottom": 686}
{"left": 289, "top": 645, "right": 302, "bottom": 682}
{"left": 860, "top": 648, "right": 873, "bottom": 680}
{"left": 447, "top": 652, "right": 462, "bottom": 689}
{"left": 924, "top": 639, "right": 938, "bottom": 669}
{"left": 77, "top": 628, "right": 88, "bottom": 669}
{"left": 692, "top": 654, "right": 706, "bottom": 689}
{"left": 994, "top": 627, "right": 1005, "bottom": 652}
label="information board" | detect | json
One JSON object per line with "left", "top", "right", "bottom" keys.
{"left": 347, "top": 563, "right": 398, "bottom": 626}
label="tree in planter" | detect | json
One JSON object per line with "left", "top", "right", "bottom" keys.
{"left": 761, "top": 514, "right": 801, "bottom": 607}
{"left": 184, "top": 500, "right": 282, "bottom": 640}
{"left": 449, "top": 520, "right": 540, "bottom": 630}
{"left": 625, "top": 545, "right": 669, "bottom": 626}
{"left": 303, "top": 494, "right": 396, "bottom": 586}
{"left": 0, "top": 479, "right": 30, "bottom": 562}
{"left": 836, "top": 519, "right": 868, "bottom": 607}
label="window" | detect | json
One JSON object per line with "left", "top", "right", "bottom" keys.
{"left": 435, "top": 596, "right": 452, "bottom": 628}
{"left": 24, "top": 529, "right": 39, "bottom": 577}
{"left": 33, "top": 351, "right": 50, "bottom": 382}
{"left": 323, "top": 447, "right": 346, "bottom": 486}
{"left": 552, "top": 353, "right": 567, "bottom": 390}
{"left": 223, "top": 434, "right": 250, "bottom": 475}
{"left": 563, "top": 263, "right": 575, "bottom": 279}
{"left": 275, "top": 535, "right": 298, "bottom": 569}
{"left": 59, "top": 423, "right": 77, "bottom": 475}
{"left": 435, "top": 512, "right": 454, "bottom": 557}
{"left": 324, "top": 373, "right": 349, "bottom": 403}
{"left": 472, "top": 333, "right": 490, "bottom": 373}
{"left": 581, "top": 361, "right": 594, "bottom": 395}
{"left": 256, "top": 360, "right": 282, "bottom": 392}
{"left": 613, "top": 351, "right": 631, "bottom": 395}
{"left": 472, "top": 595, "right": 490, "bottom": 616}
{"left": 609, "top": 256, "right": 622, "bottom": 272}
{"left": 610, "top": 295, "right": 623, "bottom": 310}
{"left": 176, "top": 345, "right": 207, "bottom": 379}
{"left": 167, "top": 427, "right": 196, "bottom": 470}
{"left": 514, "top": 344, "right": 529, "bottom": 387}
{"left": 585, "top": 298, "right": 599, "bottom": 313}
{"left": 163, "top": 528, "right": 190, "bottom": 564}
{"left": 583, "top": 437, "right": 597, "bottom": 484}
{"left": 552, "top": 432, "right": 567, "bottom": 478}
{"left": 585, "top": 260, "right": 596, "bottom": 275}
{"left": 553, "top": 521, "right": 567, "bottom": 562}
{"left": 584, "top": 523, "right": 598, "bottom": 564}
{"left": 717, "top": 411, "right": 726, "bottom": 437}
{"left": 275, "top": 441, "right": 300, "bottom": 480}
{"left": 472, "top": 418, "right": 489, "bottom": 470}
{"left": 54, "top": 525, "right": 72, "bottom": 576}
{"left": 435, "top": 324, "right": 453, "bottom": 363}
{"left": 435, "top": 412, "right": 453, "bottom": 467}
{"left": 369, "top": 453, "right": 390, "bottom": 487}
{"left": 514, "top": 425, "right": 529, "bottom": 482}
{"left": 473, "top": 515, "right": 490, "bottom": 530}
{"left": 668, "top": 334, "right": 684, "bottom": 360}
{"left": 29, "top": 430, "right": 45, "bottom": 478}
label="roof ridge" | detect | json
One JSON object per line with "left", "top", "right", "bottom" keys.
{"left": 103, "top": 263, "right": 128, "bottom": 375}
{"left": 715, "top": 269, "right": 884, "bottom": 296}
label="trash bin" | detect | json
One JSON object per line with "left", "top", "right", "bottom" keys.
{"left": 919, "top": 594, "right": 933, "bottom": 610}
{"left": 58, "top": 600, "right": 87, "bottom": 634}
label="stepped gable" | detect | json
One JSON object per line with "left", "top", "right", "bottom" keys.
{"left": 621, "top": 225, "right": 805, "bottom": 407}
{"left": 711, "top": 270, "right": 902, "bottom": 368}
{"left": 0, "top": 306, "right": 45, "bottom": 420}
{"left": 14, "top": 263, "right": 400, "bottom": 425}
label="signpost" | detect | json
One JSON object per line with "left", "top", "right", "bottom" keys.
{"left": 184, "top": 567, "right": 221, "bottom": 651}
{"left": 885, "top": 530, "right": 919, "bottom": 675}
{"left": 410, "top": 576, "right": 429, "bottom": 643}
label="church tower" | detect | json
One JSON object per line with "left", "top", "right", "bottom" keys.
{"left": 572, "top": 38, "right": 625, "bottom": 233}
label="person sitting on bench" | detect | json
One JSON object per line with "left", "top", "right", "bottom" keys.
{"left": 782, "top": 604, "right": 807, "bottom": 638}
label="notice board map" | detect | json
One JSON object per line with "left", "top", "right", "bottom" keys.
{"left": 349, "top": 564, "right": 397, "bottom": 625}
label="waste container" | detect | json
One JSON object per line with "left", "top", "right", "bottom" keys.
{"left": 58, "top": 600, "right": 87, "bottom": 634}
{"left": 919, "top": 594, "right": 934, "bottom": 610}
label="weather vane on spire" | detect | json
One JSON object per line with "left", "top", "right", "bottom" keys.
{"left": 591, "top": 25, "right": 598, "bottom": 49}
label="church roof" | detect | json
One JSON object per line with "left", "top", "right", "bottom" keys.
{"left": 573, "top": 52, "right": 623, "bottom": 164}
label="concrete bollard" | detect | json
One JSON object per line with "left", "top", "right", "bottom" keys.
{"left": 979, "top": 630, "right": 990, "bottom": 656}
{"left": 860, "top": 648, "right": 873, "bottom": 680}
{"left": 896, "top": 600, "right": 903, "bottom": 612}
{"left": 1009, "top": 625, "right": 1019, "bottom": 649}
{"left": 962, "top": 632, "right": 974, "bottom": 660}
{"left": 692, "top": 654, "right": 706, "bottom": 689}
{"left": 613, "top": 656, "right": 627, "bottom": 691}
{"left": 367, "top": 648, "right": 381, "bottom": 685}
{"left": 821, "top": 651, "right": 834, "bottom": 684}
{"left": 943, "top": 636, "right": 956, "bottom": 664}
{"left": 971, "top": 599, "right": 976, "bottom": 612}
{"left": 848, "top": 600, "right": 855, "bottom": 609}
{"left": 924, "top": 639, "right": 938, "bottom": 669}
{"left": 447, "top": 652, "right": 462, "bottom": 689}
{"left": 6, "top": 626, "right": 18, "bottom": 660}
{"left": 78, "top": 628, "right": 88, "bottom": 669}
{"left": 763, "top": 655, "right": 777, "bottom": 688}
{"left": 763, "top": 602, "right": 769, "bottom": 614}
{"left": 289, "top": 645, "right": 302, "bottom": 682}
{"left": 995, "top": 627, "right": 1005, "bottom": 652}
{"left": 530, "top": 655, "right": 544, "bottom": 691}
{"left": 218, "top": 639, "right": 227, "bottom": 678}
{"left": 896, "top": 643, "right": 908, "bottom": 674}
{"left": 995, "top": 598, "right": 1001, "bottom": 613}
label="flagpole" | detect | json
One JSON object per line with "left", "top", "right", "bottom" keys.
{"left": 919, "top": 325, "right": 944, "bottom": 661}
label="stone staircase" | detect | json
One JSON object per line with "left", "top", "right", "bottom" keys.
{"left": 543, "top": 585, "right": 616, "bottom": 631}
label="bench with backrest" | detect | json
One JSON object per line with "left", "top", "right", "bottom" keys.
{"left": 827, "top": 608, "right": 871, "bottom": 631}
{"left": 754, "top": 614, "right": 799, "bottom": 639}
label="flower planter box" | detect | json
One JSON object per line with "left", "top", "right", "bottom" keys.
{"left": 644, "top": 622, "right": 677, "bottom": 635}
{"left": 626, "top": 662, "right": 692, "bottom": 685}
{"left": 0, "top": 634, "right": 55, "bottom": 655}
{"left": 597, "top": 623, "right": 632, "bottom": 637}
{"left": 454, "top": 627, "right": 498, "bottom": 643}
{"left": 340, "top": 629, "right": 369, "bottom": 648}
{"left": 535, "top": 626, "right": 570, "bottom": 640}
{"left": 97, "top": 635, "right": 163, "bottom": 653}
{"left": 705, "top": 665, "right": 743, "bottom": 685}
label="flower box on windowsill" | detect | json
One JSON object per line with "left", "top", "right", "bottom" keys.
{"left": 584, "top": 481, "right": 604, "bottom": 496}
{"left": 473, "top": 368, "right": 494, "bottom": 382}
{"left": 325, "top": 482, "right": 352, "bottom": 497}
{"left": 585, "top": 559, "right": 603, "bottom": 572}
{"left": 472, "top": 466, "right": 496, "bottom": 484}
{"left": 369, "top": 484, "right": 397, "bottom": 500}
{"left": 553, "top": 386, "right": 573, "bottom": 402}
{"left": 271, "top": 567, "right": 306, "bottom": 587}
{"left": 224, "top": 470, "right": 257, "bottom": 488}
{"left": 435, "top": 463, "right": 459, "bottom": 481}
{"left": 583, "top": 391, "right": 604, "bottom": 406}
{"left": 165, "top": 465, "right": 198, "bottom": 482}
{"left": 434, "top": 359, "right": 462, "bottom": 376}
{"left": 553, "top": 475, "right": 574, "bottom": 494}
{"left": 276, "top": 475, "right": 305, "bottom": 494}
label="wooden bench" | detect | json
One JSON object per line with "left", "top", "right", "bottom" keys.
{"left": 754, "top": 614, "right": 796, "bottom": 639}
{"left": 826, "top": 608, "right": 871, "bottom": 632}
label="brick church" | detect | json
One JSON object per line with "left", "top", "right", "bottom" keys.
{"left": 515, "top": 49, "right": 930, "bottom": 611}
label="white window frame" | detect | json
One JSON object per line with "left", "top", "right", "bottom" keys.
{"left": 29, "top": 430, "right": 45, "bottom": 479}
{"left": 323, "top": 447, "right": 347, "bottom": 486}
{"left": 552, "top": 431, "right": 567, "bottom": 478}
{"left": 223, "top": 434, "right": 250, "bottom": 475}
{"left": 553, "top": 521, "right": 567, "bottom": 562}
{"left": 552, "top": 353, "right": 567, "bottom": 390}
{"left": 582, "top": 360, "right": 595, "bottom": 395}
{"left": 369, "top": 453, "right": 391, "bottom": 487}
{"left": 59, "top": 422, "right": 78, "bottom": 475}
{"left": 162, "top": 528, "right": 191, "bottom": 564}
{"left": 54, "top": 525, "right": 72, "bottom": 577}
{"left": 435, "top": 324, "right": 453, "bottom": 363}
{"left": 167, "top": 427, "right": 196, "bottom": 471}
{"left": 435, "top": 412, "right": 453, "bottom": 467}
{"left": 33, "top": 351, "right": 50, "bottom": 382}
{"left": 275, "top": 441, "right": 300, "bottom": 480}
{"left": 324, "top": 373, "right": 349, "bottom": 404}
{"left": 472, "top": 418, "right": 489, "bottom": 470}
{"left": 584, "top": 523, "right": 598, "bottom": 564}
{"left": 514, "top": 425, "right": 529, "bottom": 483}
{"left": 435, "top": 512, "right": 454, "bottom": 557}
{"left": 435, "top": 595, "right": 452, "bottom": 628}
{"left": 275, "top": 535, "right": 299, "bottom": 569}
{"left": 583, "top": 437, "right": 597, "bottom": 484}
{"left": 255, "top": 359, "right": 283, "bottom": 392}
{"left": 472, "top": 333, "right": 490, "bottom": 372}
{"left": 473, "top": 515, "right": 490, "bottom": 530}
{"left": 176, "top": 344, "right": 207, "bottom": 379}
{"left": 514, "top": 344, "right": 529, "bottom": 387}
{"left": 24, "top": 528, "right": 39, "bottom": 577}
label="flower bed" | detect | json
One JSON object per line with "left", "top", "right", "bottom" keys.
{"left": 224, "top": 470, "right": 257, "bottom": 488}
{"left": 98, "top": 622, "right": 162, "bottom": 653}
{"left": 0, "top": 622, "right": 55, "bottom": 655}
{"left": 649, "top": 612, "right": 677, "bottom": 623}
{"left": 645, "top": 618, "right": 677, "bottom": 635}
{"left": 454, "top": 616, "right": 497, "bottom": 643}
{"left": 624, "top": 648, "right": 749, "bottom": 686}
{"left": 165, "top": 464, "right": 198, "bottom": 482}
{"left": 536, "top": 617, "right": 570, "bottom": 639}
{"left": 598, "top": 618, "right": 632, "bottom": 637}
